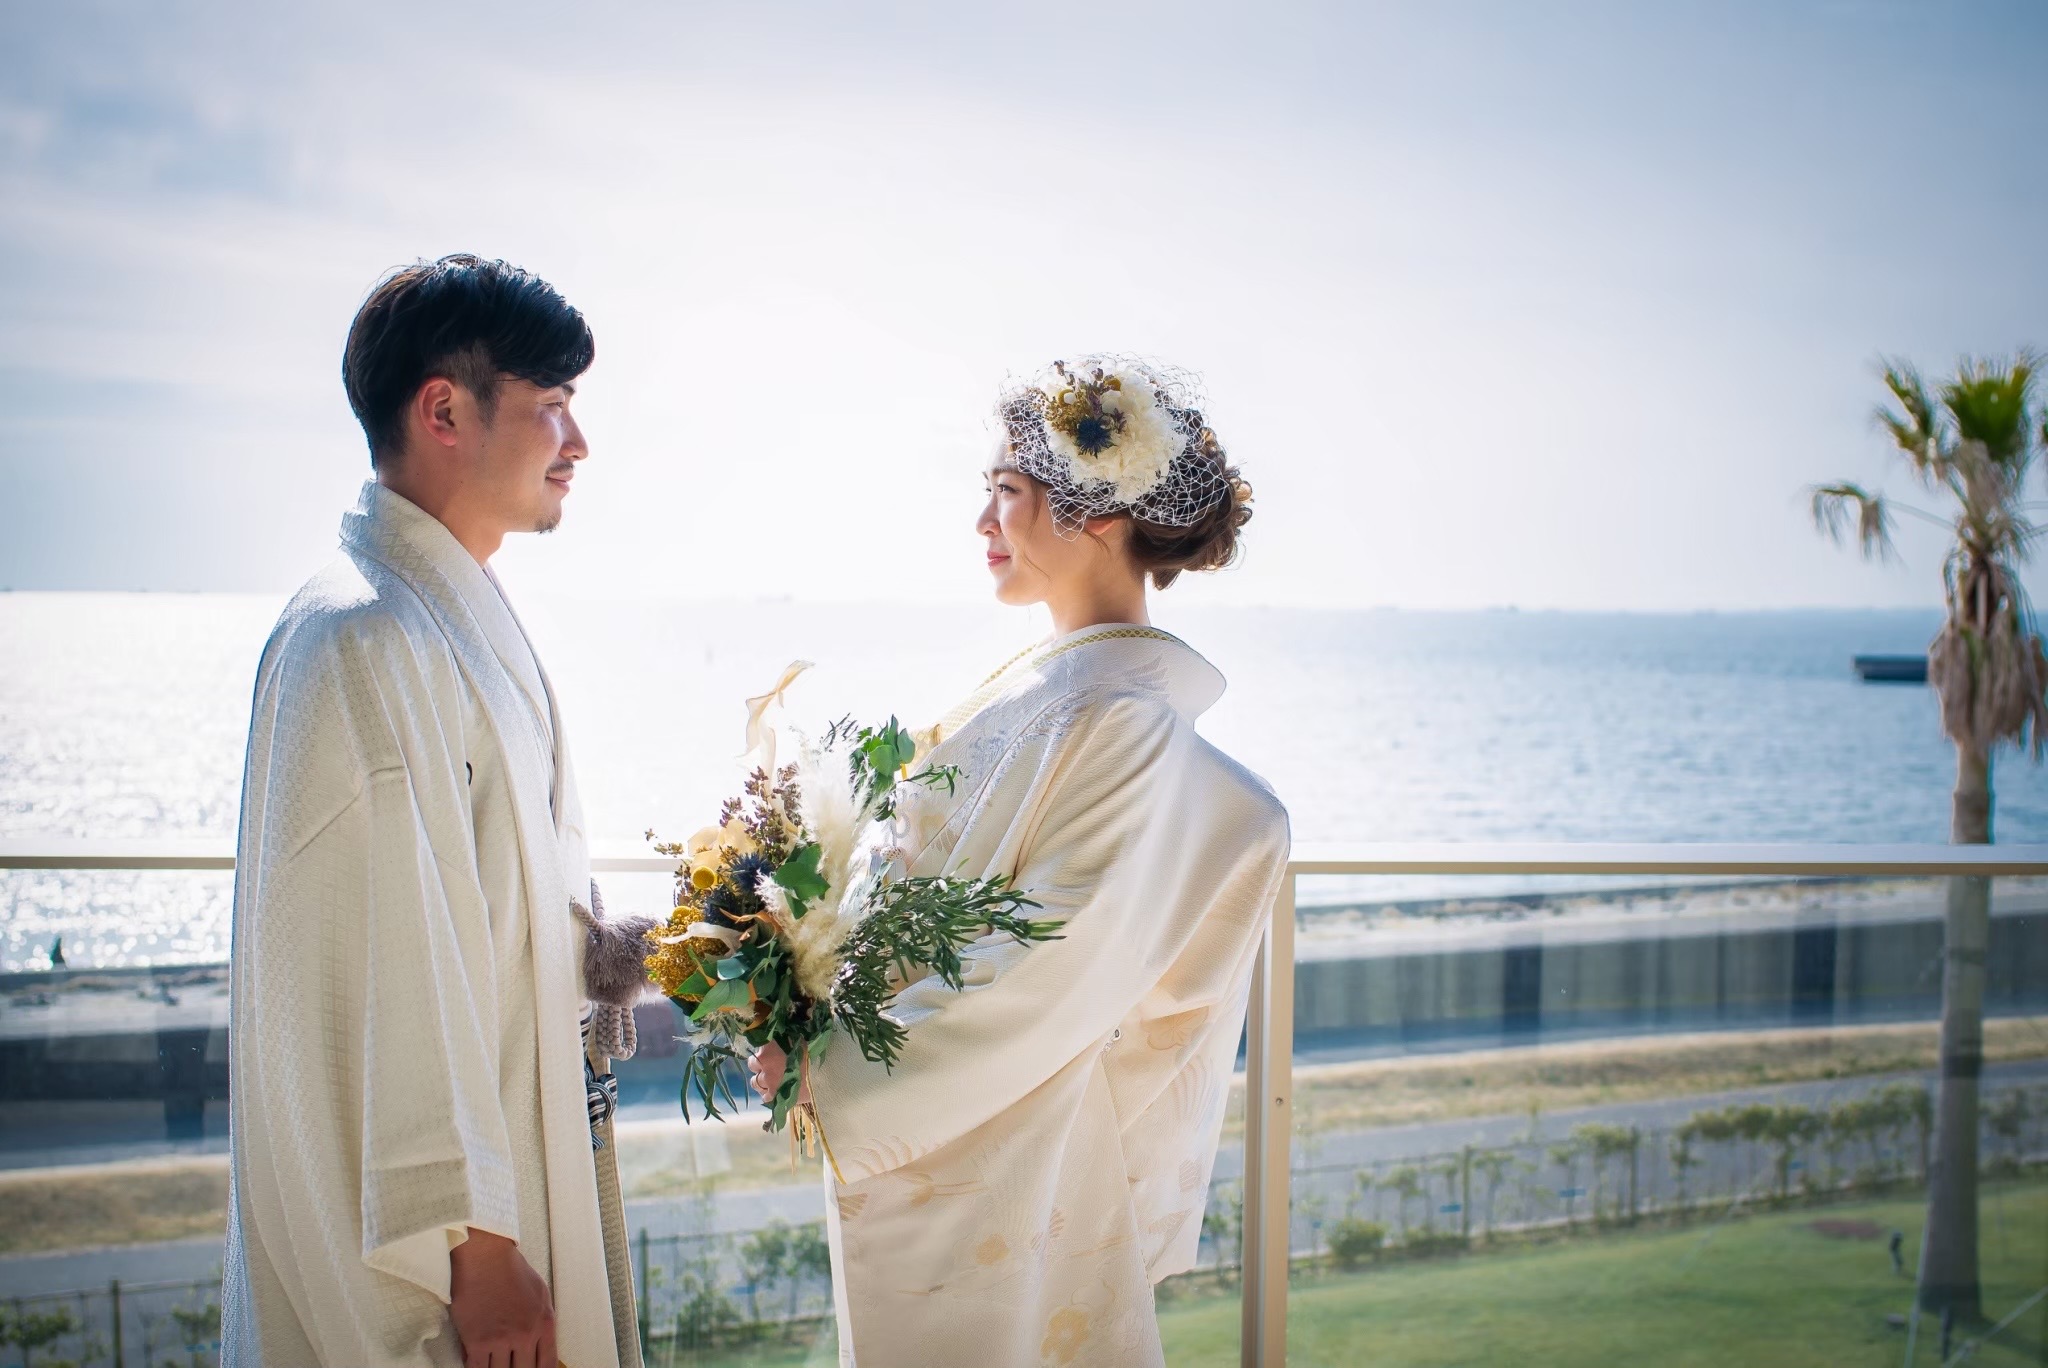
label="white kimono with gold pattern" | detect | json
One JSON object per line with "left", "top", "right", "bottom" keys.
{"left": 809, "top": 625, "right": 1290, "bottom": 1368}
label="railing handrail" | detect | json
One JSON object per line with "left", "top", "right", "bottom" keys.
{"left": 1284, "top": 841, "right": 2048, "bottom": 875}
{"left": 9, "top": 838, "right": 2048, "bottom": 875}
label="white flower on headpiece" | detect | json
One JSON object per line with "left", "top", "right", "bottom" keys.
{"left": 1039, "top": 365, "right": 1189, "bottom": 506}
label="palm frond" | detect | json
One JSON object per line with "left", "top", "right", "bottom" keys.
{"left": 1809, "top": 482, "right": 1898, "bottom": 562}
{"left": 1981, "top": 505, "right": 2042, "bottom": 563}
{"left": 1875, "top": 358, "right": 1943, "bottom": 475}
{"left": 1942, "top": 353, "right": 2038, "bottom": 468}
{"left": 2015, "top": 517, "right": 2047, "bottom": 555}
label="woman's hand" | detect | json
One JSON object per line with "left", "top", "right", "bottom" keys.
{"left": 748, "top": 1042, "right": 788, "bottom": 1102}
{"left": 749, "top": 1042, "right": 813, "bottom": 1106}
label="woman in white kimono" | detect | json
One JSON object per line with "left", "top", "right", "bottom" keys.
{"left": 753, "top": 357, "right": 1291, "bottom": 1367}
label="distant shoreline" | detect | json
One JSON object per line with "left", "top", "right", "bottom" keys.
{"left": 10, "top": 872, "right": 2042, "bottom": 983}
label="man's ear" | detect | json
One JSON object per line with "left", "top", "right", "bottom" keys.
{"left": 413, "top": 377, "right": 462, "bottom": 449}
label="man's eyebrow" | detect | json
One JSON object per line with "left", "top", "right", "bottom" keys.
{"left": 560, "top": 382, "right": 577, "bottom": 397}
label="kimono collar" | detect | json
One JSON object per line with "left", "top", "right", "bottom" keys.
{"left": 1031, "top": 622, "right": 1227, "bottom": 720}
{"left": 338, "top": 481, "right": 556, "bottom": 744}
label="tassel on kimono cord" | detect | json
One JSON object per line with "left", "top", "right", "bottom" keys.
{"left": 573, "top": 880, "right": 658, "bottom": 1061}
{"left": 794, "top": 1048, "right": 847, "bottom": 1185}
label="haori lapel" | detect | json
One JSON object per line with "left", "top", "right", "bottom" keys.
{"left": 484, "top": 564, "right": 574, "bottom": 831}
{"left": 337, "top": 484, "right": 569, "bottom": 904}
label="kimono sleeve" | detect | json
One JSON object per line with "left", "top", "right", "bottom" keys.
{"left": 809, "top": 689, "right": 1267, "bottom": 1180}
{"left": 353, "top": 760, "right": 522, "bottom": 1299}
{"left": 265, "top": 616, "right": 521, "bottom": 1303}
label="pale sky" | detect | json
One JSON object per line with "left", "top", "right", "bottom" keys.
{"left": 3, "top": 0, "right": 2045, "bottom": 610}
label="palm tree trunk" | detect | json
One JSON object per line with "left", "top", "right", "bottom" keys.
{"left": 1917, "top": 744, "right": 1991, "bottom": 1320}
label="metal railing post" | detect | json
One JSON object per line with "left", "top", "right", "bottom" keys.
{"left": 1461, "top": 1147, "right": 1473, "bottom": 1242}
{"left": 1240, "top": 934, "right": 1267, "bottom": 1367}
{"left": 1240, "top": 868, "right": 1297, "bottom": 1367}
{"left": 637, "top": 1227, "right": 651, "bottom": 1351}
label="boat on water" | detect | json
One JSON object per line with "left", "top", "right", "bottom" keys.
{"left": 1853, "top": 654, "right": 1928, "bottom": 684}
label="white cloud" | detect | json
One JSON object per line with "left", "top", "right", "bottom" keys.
{"left": 3, "top": 0, "right": 2046, "bottom": 608}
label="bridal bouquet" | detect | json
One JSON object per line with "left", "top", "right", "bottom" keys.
{"left": 643, "top": 664, "right": 1053, "bottom": 1152}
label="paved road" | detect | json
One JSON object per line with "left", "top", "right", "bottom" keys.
{"left": 8, "top": 1058, "right": 2043, "bottom": 1301}
{"left": 0, "top": 1236, "right": 225, "bottom": 1298}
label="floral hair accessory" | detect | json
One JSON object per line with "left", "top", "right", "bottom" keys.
{"left": 996, "top": 355, "right": 1232, "bottom": 537}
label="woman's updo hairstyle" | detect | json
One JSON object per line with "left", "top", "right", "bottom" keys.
{"left": 1122, "top": 416, "right": 1253, "bottom": 589}
{"left": 994, "top": 355, "right": 1255, "bottom": 589}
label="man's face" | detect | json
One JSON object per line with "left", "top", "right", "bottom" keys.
{"left": 473, "top": 377, "right": 586, "bottom": 535}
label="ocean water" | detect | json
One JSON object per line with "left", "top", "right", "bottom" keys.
{"left": 6, "top": 591, "right": 2048, "bottom": 971}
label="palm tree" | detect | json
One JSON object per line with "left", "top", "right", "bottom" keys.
{"left": 1810, "top": 351, "right": 2047, "bottom": 1321}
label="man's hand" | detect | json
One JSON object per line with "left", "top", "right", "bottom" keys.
{"left": 449, "top": 1228, "right": 555, "bottom": 1368}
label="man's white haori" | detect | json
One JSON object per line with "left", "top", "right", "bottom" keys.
{"left": 222, "top": 482, "right": 619, "bottom": 1367}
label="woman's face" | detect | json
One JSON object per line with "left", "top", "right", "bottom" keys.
{"left": 977, "top": 441, "right": 1096, "bottom": 607}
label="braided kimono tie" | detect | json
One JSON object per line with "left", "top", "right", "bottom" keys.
{"left": 579, "top": 1010, "right": 620, "bottom": 1150}
{"left": 572, "top": 880, "right": 658, "bottom": 1148}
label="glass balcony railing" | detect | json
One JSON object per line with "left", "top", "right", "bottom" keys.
{"left": 2, "top": 841, "right": 2045, "bottom": 1367}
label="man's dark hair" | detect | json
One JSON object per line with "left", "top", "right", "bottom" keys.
{"left": 342, "top": 254, "right": 595, "bottom": 467}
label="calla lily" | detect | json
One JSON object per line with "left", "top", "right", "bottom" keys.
{"left": 743, "top": 660, "right": 813, "bottom": 774}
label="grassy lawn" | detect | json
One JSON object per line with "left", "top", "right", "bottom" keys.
{"left": 1284, "top": 1014, "right": 2048, "bottom": 1139}
{"left": 641, "top": 1333, "right": 837, "bottom": 1368}
{"left": 0, "top": 1157, "right": 228, "bottom": 1255}
{"left": 1158, "top": 1181, "right": 2048, "bottom": 1367}
{"left": 651, "top": 1182, "right": 2048, "bottom": 1366}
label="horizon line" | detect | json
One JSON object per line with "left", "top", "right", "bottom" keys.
{"left": 0, "top": 587, "right": 1968, "bottom": 617}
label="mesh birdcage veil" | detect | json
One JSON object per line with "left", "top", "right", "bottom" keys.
{"left": 995, "top": 355, "right": 1232, "bottom": 538}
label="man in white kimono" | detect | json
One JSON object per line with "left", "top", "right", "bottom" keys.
{"left": 224, "top": 255, "right": 638, "bottom": 1368}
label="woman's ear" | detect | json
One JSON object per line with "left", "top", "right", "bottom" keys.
{"left": 1081, "top": 513, "right": 1132, "bottom": 546}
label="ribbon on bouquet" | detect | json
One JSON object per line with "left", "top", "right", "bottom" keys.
{"left": 791, "top": 1047, "right": 847, "bottom": 1186}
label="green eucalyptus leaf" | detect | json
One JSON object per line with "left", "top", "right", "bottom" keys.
{"left": 691, "top": 978, "right": 750, "bottom": 1021}
{"left": 768, "top": 1073, "right": 799, "bottom": 1131}
{"left": 716, "top": 955, "right": 748, "bottom": 981}
{"left": 808, "top": 1032, "right": 832, "bottom": 1063}
{"left": 774, "top": 843, "right": 829, "bottom": 902}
